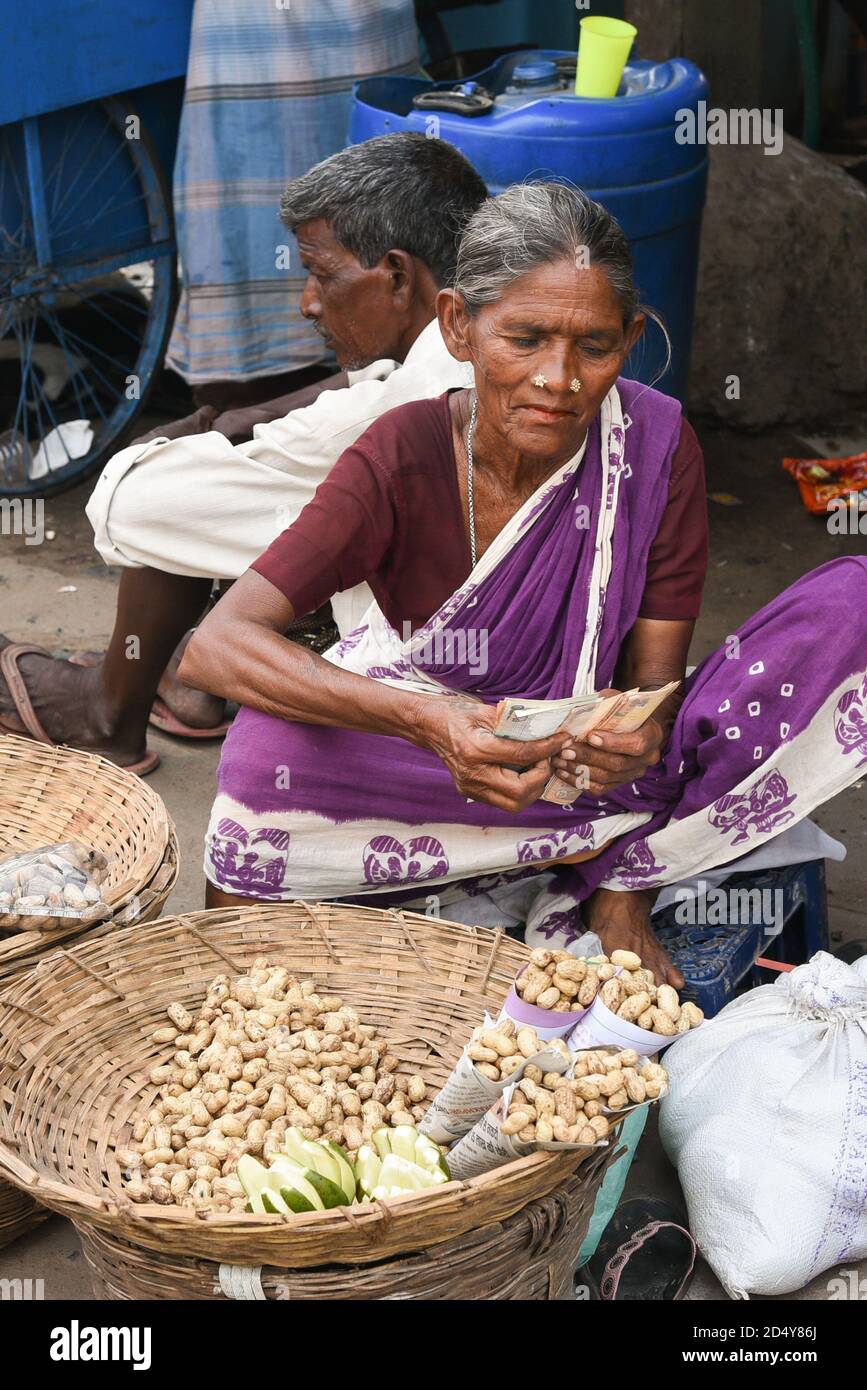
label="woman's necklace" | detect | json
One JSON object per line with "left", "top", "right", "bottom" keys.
{"left": 465, "top": 392, "right": 479, "bottom": 568}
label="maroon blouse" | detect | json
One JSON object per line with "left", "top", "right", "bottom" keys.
{"left": 252, "top": 391, "right": 708, "bottom": 633}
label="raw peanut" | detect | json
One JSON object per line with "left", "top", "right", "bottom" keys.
{"left": 406, "top": 1075, "right": 426, "bottom": 1103}
{"left": 373, "top": 1074, "right": 395, "bottom": 1104}
{"left": 546, "top": 1037, "right": 572, "bottom": 1064}
{"left": 680, "top": 1001, "right": 704, "bottom": 1029}
{"left": 149, "top": 1065, "right": 174, "bottom": 1085}
{"left": 617, "top": 991, "right": 652, "bottom": 1023}
{"left": 637, "top": 1008, "right": 655, "bottom": 1030}
{"left": 649, "top": 1008, "right": 676, "bottom": 1037}
{"left": 516, "top": 1026, "right": 541, "bottom": 1058}
{"left": 517, "top": 1125, "right": 536, "bottom": 1143}
{"left": 534, "top": 1090, "right": 556, "bottom": 1119}
{"left": 152, "top": 1125, "right": 172, "bottom": 1150}
{"left": 597, "top": 1073, "right": 624, "bottom": 1098}
{"left": 536, "top": 1117, "right": 554, "bottom": 1142}
{"left": 606, "top": 1088, "right": 628, "bottom": 1110}
{"left": 610, "top": 949, "right": 642, "bottom": 970}
{"left": 578, "top": 970, "right": 600, "bottom": 1008}
{"left": 476, "top": 1064, "right": 502, "bottom": 1085}
{"left": 624, "top": 1072, "right": 646, "bottom": 1104}
{"left": 547, "top": 1073, "right": 573, "bottom": 1091}
{"left": 502, "top": 1110, "right": 533, "bottom": 1135}
{"left": 520, "top": 972, "right": 547, "bottom": 1005}
{"left": 588, "top": 1114, "right": 610, "bottom": 1140}
{"left": 152, "top": 1027, "right": 178, "bottom": 1044}
{"left": 675, "top": 1013, "right": 692, "bottom": 1034}
{"left": 480, "top": 1030, "right": 518, "bottom": 1058}
{"left": 499, "top": 1054, "right": 523, "bottom": 1079}
{"left": 552, "top": 974, "right": 579, "bottom": 999}
{"left": 577, "top": 1125, "right": 598, "bottom": 1145}
{"left": 167, "top": 1003, "right": 193, "bottom": 1032}
{"left": 536, "top": 986, "right": 561, "bottom": 1011}
{"left": 575, "top": 1079, "right": 600, "bottom": 1102}
{"left": 523, "top": 1064, "right": 543, "bottom": 1084}
{"left": 644, "top": 1079, "right": 663, "bottom": 1100}
{"left": 583, "top": 1100, "right": 603, "bottom": 1119}
{"left": 618, "top": 1049, "right": 639, "bottom": 1068}
{"left": 116, "top": 1147, "right": 142, "bottom": 1170}
{"left": 529, "top": 949, "right": 553, "bottom": 968}
{"left": 468, "top": 1043, "right": 498, "bottom": 1064}
{"left": 656, "top": 984, "right": 681, "bottom": 1021}
{"left": 553, "top": 957, "right": 584, "bottom": 982}
{"left": 143, "top": 1148, "right": 173, "bottom": 1168}
{"left": 621, "top": 973, "right": 649, "bottom": 997}
{"left": 601, "top": 978, "right": 625, "bottom": 1011}
{"left": 307, "top": 1093, "right": 329, "bottom": 1125}
{"left": 497, "top": 1018, "right": 517, "bottom": 1038}
{"left": 596, "top": 963, "right": 616, "bottom": 981}
{"left": 170, "top": 1171, "right": 191, "bottom": 1198}
{"left": 132, "top": 1120, "right": 149, "bottom": 1143}
{"left": 554, "top": 1089, "right": 578, "bottom": 1125}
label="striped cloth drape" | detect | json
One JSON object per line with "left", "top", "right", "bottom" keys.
{"left": 167, "top": 0, "right": 419, "bottom": 383}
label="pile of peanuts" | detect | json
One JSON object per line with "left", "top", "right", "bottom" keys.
{"left": 597, "top": 950, "right": 704, "bottom": 1036}
{"left": 501, "top": 1049, "right": 668, "bottom": 1146}
{"left": 514, "top": 948, "right": 617, "bottom": 1012}
{"left": 467, "top": 1019, "right": 570, "bottom": 1082}
{"left": 117, "top": 959, "right": 429, "bottom": 1212}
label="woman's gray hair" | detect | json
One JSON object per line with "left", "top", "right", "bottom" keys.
{"left": 454, "top": 182, "right": 671, "bottom": 378}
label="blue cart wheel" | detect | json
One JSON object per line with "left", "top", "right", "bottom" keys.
{"left": 0, "top": 96, "right": 177, "bottom": 497}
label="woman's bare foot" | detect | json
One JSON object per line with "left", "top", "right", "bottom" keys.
{"left": 584, "top": 884, "right": 685, "bottom": 988}
{"left": 157, "top": 631, "right": 227, "bottom": 730}
{"left": 0, "top": 636, "right": 149, "bottom": 767}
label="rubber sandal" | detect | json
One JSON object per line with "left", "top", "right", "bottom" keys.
{"left": 68, "top": 652, "right": 231, "bottom": 740}
{"left": 578, "top": 1197, "right": 696, "bottom": 1300}
{"left": 148, "top": 697, "right": 233, "bottom": 740}
{"left": 0, "top": 641, "right": 161, "bottom": 778}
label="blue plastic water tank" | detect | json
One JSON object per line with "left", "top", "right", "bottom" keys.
{"left": 350, "top": 51, "right": 710, "bottom": 401}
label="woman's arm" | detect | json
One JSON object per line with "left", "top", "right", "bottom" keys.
{"left": 180, "top": 571, "right": 570, "bottom": 813}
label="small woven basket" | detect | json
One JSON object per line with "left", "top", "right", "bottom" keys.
{"left": 0, "top": 904, "right": 618, "bottom": 1287}
{"left": 0, "top": 733, "right": 178, "bottom": 1248}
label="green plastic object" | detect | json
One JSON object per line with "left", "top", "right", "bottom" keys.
{"left": 576, "top": 1104, "right": 649, "bottom": 1270}
{"left": 574, "top": 16, "right": 638, "bottom": 98}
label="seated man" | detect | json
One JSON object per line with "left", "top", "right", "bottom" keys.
{"left": 0, "top": 135, "right": 487, "bottom": 773}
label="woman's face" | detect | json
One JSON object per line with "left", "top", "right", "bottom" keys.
{"left": 438, "top": 259, "right": 645, "bottom": 461}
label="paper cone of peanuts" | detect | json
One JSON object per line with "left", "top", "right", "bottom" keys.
{"left": 568, "top": 950, "right": 704, "bottom": 1054}
{"left": 418, "top": 1016, "right": 571, "bottom": 1144}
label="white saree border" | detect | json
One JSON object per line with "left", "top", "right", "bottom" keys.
{"left": 203, "top": 799, "right": 651, "bottom": 901}
{"left": 600, "top": 670, "right": 867, "bottom": 892}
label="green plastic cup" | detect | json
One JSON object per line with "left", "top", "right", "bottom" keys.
{"left": 574, "top": 15, "right": 637, "bottom": 98}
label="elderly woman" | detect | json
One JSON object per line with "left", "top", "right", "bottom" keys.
{"left": 181, "top": 184, "right": 867, "bottom": 985}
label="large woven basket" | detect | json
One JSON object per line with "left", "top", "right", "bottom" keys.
{"left": 0, "top": 904, "right": 618, "bottom": 1282}
{"left": 78, "top": 1149, "right": 613, "bottom": 1300}
{"left": 0, "top": 733, "right": 178, "bottom": 1248}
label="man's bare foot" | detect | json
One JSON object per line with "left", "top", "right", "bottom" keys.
{"left": 584, "top": 885, "right": 685, "bottom": 988}
{"left": 0, "top": 636, "right": 149, "bottom": 768}
{"left": 157, "top": 631, "right": 227, "bottom": 730}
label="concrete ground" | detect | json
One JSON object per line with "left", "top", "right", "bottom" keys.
{"left": 0, "top": 409, "right": 865, "bottom": 1300}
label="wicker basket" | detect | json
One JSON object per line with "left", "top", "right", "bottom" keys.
{"left": 78, "top": 1149, "right": 613, "bottom": 1300}
{"left": 0, "top": 904, "right": 619, "bottom": 1284}
{"left": 0, "top": 733, "right": 178, "bottom": 1248}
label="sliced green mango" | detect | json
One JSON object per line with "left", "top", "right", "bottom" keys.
{"left": 389, "top": 1126, "right": 419, "bottom": 1163}
{"left": 303, "top": 1168, "right": 347, "bottom": 1210}
{"left": 321, "top": 1140, "right": 357, "bottom": 1202}
{"left": 372, "top": 1129, "right": 392, "bottom": 1160}
{"left": 237, "top": 1153, "right": 271, "bottom": 1200}
{"left": 379, "top": 1153, "right": 447, "bottom": 1192}
{"left": 355, "top": 1144, "right": 382, "bottom": 1198}
{"left": 415, "top": 1135, "right": 451, "bottom": 1180}
{"left": 262, "top": 1189, "right": 292, "bottom": 1215}
{"left": 278, "top": 1186, "right": 317, "bottom": 1214}
{"left": 280, "top": 1127, "right": 311, "bottom": 1170}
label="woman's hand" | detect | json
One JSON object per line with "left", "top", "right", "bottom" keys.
{"left": 584, "top": 886, "right": 685, "bottom": 988}
{"left": 550, "top": 691, "right": 667, "bottom": 797}
{"left": 419, "top": 699, "right": 570, "bottom": 813}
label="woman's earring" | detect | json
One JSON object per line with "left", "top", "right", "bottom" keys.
{"left": 570, "top": 378, "right": 582, "bottom": 393}
{"left": 532, "top": 373, "right": 548, "bottom": 388}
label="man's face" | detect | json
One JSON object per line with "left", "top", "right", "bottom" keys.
{"left": 296, "top": 219, "right": 400, "bottom": 370}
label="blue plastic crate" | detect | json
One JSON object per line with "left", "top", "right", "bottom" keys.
{"left": 654, "top": 860, "right": 829, "bottom": 1017}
